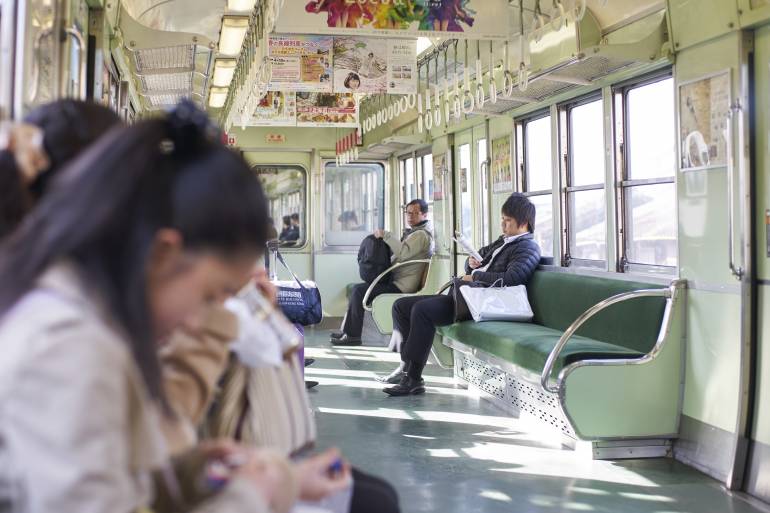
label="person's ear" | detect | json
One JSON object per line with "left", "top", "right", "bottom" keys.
{"left": 147, "top": 229, "right": 186, "bottom": 279}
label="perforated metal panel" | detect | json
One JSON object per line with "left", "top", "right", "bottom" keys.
{"left": 558, "top": 55, "right": 638, "bottom": 82}
{"left": 134, "top": 45, "right": 195, "bottom": 72}
{"left": 455, "top": 352, "right": 576, "bottom": 439}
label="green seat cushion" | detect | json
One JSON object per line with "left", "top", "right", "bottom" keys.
{"left": 438, "top": 321, "right": 644, "bottom": 374}
{"left": 527, "top": 272, "right": 667, "bottom": 354}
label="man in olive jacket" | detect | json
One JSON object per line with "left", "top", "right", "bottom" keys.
{"left": 331, "top": 199, "right": 434, "bottom": 346}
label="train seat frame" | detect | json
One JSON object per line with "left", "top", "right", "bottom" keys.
{"left": 437, "top": 272, "right": 687, "bottom": 459}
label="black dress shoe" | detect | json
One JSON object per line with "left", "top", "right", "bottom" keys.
{"left": 383, "top": 375, "right": 425, "bottom": 396}
{"left": 304, "top": 358, "right": 315, "bottom": 367}
{"left": 305, "top": 380, "right": 319, "bottom": 389}
{"left": 376, "top": 369, "right": 406, "bottom": 384}
{"left": 331, "top": 335, "right": 362, "bottom": 346}
{"left": 330, "top": 331, "right": 344, "bottom": 340}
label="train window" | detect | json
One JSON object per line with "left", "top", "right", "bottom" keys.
{"left": 254, "top": 165, "right": 307, "bottom": 248}
{"left": 478, "top": 139, "right": 490, "bottom": 246}
{"left": 458, "top": 143, "right": 473, "bottom": 241}
{"left": 324, "top": 162, "right": 385, "bottom": 247}
{"left": 517, "top": 114, "right": 554, "bottom": 257}
{"left": 616, "top": 76, "right": 677, "bottom": 270}
{"left": 564, "top": 98, "right": 606, "bottom": 266}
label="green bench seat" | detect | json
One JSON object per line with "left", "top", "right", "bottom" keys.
{"left": 438, "top": 270, "right": 686, "bottom": 450}
{"left": 437, "top": 322, "right": 643, "bottom": 374}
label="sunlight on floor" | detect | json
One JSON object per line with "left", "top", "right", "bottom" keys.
{"left": 305, "top": 366, "right": 457, "bottom": 385}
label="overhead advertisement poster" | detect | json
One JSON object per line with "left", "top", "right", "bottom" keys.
{"left": 269, "top": 35, "right": 334, "bottom": 92}
{"left": 276, "top": 0, "right": 511, "bottom": 39}
{"left": 249, "top": 91, "right": 297, "bottom": 126}
{"left": 296, "top": 92, "right": 359, "bottom": 127}
{"left": 333, "top": 37, "right": 417, "bottom": 94}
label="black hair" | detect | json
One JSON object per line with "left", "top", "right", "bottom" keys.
{"left": 0, "top": 100, "right": 121, "bottom": 240}
{"left": 0, "top": 101, "right": 269, "bottom": 404}
{"left": 290, "top": 213, "right": 299, "bottom": 222}
{"left": 501, "top": 192, "right": 536, "bottom": 233}
{"left": 24, "top": 100, "right": 122, "bottom": 199}
{"left": 282, "top": 215, "right": 292, "bottom": 227}
{"left": 406, "top": 198, "right": 429, "bottom": 214}
{"left": 344, "top": 72, "right": 361, "bottom": 89}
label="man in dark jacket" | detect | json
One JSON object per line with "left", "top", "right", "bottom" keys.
{"left": 381, "top": 193, "right": 541, "bottom": 395}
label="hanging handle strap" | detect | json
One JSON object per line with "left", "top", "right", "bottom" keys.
{"left": 275, "top": 250, "right": 307, "bottom": 291}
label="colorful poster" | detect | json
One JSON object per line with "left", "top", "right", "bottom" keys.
{"left": 433, "top": 152, "right": 448, "bottom": 201}
{"left": 248, "top": 91, "right": 297, "bottom": 127}
{"left": 333, "top": 37, "right": 387, "bottom": 93}
{"left": 678, "top": 71, "right": 730, "bottom": 170}
{"left": 333, "top": 37, "right": 417, "bottom": 94}
{"left": 269, "top": 36, "right": 334, "bottom": 92}
{"left": 276, "top": 0, "right": 511, "bottom": 40}
{"left": 296, "top": 92, "right": 359, "bottom": 127}
{"left": 491, "top": 136, "right": 513, "bottom": 193}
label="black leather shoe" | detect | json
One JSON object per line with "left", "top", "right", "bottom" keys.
{"left": 305, "top": 380, "right": 319, "bottom": 389}
{"left": 304, "top": 358, "right": 315, "bottom": 367}
{"left": 376, "top": 369, "right": 406, "bottom": 384}
{"left": 331, "top": 335, "right": 362, "bottom": 346}
{"left": 330, "top": 331, "right": 344, "bottom": 340}
{"left": 383, "top": 375, "right": 425, "bottom": 396}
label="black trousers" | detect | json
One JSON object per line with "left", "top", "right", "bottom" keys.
{"left": 350, "top": 468, "right": 400, "bottom": 513}
{"left": 392, "top": 294, "right": 455, "bottom": 367}
{"left": 343, "top": 282, "right": 401, "bottom": 337}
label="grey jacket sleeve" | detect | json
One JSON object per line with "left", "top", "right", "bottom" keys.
{"left": 383, "top": 230, "right": 430, "bottom": 264}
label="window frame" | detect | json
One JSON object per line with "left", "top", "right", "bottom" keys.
{"left": 613, "top": 70, "right": 677, "bottom": 275}
{"left": 560, "top": 93, "right": 606, "bottom": 269}
{"left": 253, "top": 164, "right": 310, "bottom": 251}
{"left": 516, "top": 109, "right": 555, "bottom": 258}
{"left": 322, "top": 160, "right": 386, "bottom": 249}
{"left": 397, "top": 147, "right": 433, "bottom": 232}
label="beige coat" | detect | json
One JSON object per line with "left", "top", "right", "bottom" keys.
{"left": 0, "top": 263, "right": 269, "bottom": 513}
{"left": 382, "top": 221, "right": 434, "bottom": 293}
{"left": 160, "top": 306, "right": 238, "bottom": 455}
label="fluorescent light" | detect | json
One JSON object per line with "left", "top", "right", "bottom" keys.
{"left": 218, "top": 16, "right": 249, "bottom": 55}
{"left": 212, "top": 59, "right": 237, "bottom": 87}
{"left": 209, "top": 86, "right": 229, "bottom": 108}
{"left": 227, "top": 0, "right": 256, "bottom": 11}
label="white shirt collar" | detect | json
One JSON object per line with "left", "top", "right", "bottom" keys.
{"left": 503, "top": 232, "right": 527, "bottom": 244}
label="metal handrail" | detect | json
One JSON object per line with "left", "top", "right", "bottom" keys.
{"left": 362, "top": 259, "right": 432, "bottom": 312}
{"left": 726, "top": 101, "right": 745, "bottom": 280}
{"left": 540, "top": 286, "right": 673, "bottom": 393}
{"left": 65, "top": 26, "right": 87, "bottom": 100}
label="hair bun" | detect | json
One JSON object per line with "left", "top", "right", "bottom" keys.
{"left": 164, "top": 100, "right": 221, "bottom": 155}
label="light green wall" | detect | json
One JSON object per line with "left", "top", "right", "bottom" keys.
{"left": 675, "top": 32, "right": 745, "bottom": 434}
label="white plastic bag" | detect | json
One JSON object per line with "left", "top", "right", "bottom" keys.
{"left": 459, "top": 282, "right": 533, "bottom": 322}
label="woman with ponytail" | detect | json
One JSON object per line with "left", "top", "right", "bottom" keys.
{"left": 0, "top": 101, "right": 350, "bottom": 513}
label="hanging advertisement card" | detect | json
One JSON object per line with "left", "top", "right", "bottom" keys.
{"left": 387, "top": 39, "right": 417, "bottom": 94}
{"left": 333, "top": 37, "right": 417, "bottom": 94}
{"left": 269, "top": 35, "right": 334, "bottom": 92}
{"left": 275, "top": 0, "right": 511, "bottom": 40}
{"left": 333, "top": 36, "right": 387, "bottom": 94}
{"left": 296, "top": 92, "right": 359, "bottom": 127}
{"left": 491, "top": 136, "right": 513, "bottom": 193}
{"left": 249, "top": 91, "right": 298, "bottom": 127}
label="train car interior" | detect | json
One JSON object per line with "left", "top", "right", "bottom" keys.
{"left": 4, "top": 0, "right": 770, "bottom": 512}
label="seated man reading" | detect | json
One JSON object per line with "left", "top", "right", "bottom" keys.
{"left": 331, "top": 199, "right": 434, "bottom": 346}
{"left": 380, "top": 193, "right": 541, "bottom": 394}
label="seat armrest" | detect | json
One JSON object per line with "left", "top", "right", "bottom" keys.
{"left": 540, "top": 280, "right": 684, "bottom": 393}
{"left": 362, "top": 259, "right": 431, "bottom": 312}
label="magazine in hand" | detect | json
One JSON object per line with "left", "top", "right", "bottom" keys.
{"left": 452, "top": 231, "right": 483, "bottom": 262}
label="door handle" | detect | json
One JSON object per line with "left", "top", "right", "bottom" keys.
{"left": 64, "top": 25, "right": 87, "bottom": 100}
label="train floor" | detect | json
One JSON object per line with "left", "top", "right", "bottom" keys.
{"left": 304, "top": 328, "right": 770, "bottom": 513}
